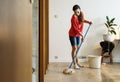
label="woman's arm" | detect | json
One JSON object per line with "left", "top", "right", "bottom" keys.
{"left": 81, "top": 12, "right": 92, "bottom": 24}
{"left": 84, "top": 20, "right": 92, "bottom": 24}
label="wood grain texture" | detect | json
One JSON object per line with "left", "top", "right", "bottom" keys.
{"left": 0, "top": 0, "right": 32, "bottom": 82}
{"left": 40, "top": 0, "right": 49, "bottom": 82}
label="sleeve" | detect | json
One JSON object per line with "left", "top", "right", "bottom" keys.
{"left": 82, "top": 12, "right": 90, "bottom": 24}
{"left": 71, "top": 17, "right": 80, "bottom": 34}
{"left": 81, "top": 12, "right": 85, "bottom": 22}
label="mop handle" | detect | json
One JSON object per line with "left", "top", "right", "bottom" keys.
{"left": 69, "top": 24, "right": 91, "bottom": 68}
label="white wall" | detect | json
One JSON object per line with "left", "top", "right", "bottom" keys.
{"left": 49, "top": 0, "right": 120, "bottom": 62}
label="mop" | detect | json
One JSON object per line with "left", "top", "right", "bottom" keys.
{"left": 63, "top": 24, "right": 91, "bottom": 74}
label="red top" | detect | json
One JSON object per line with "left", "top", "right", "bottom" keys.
{"left": 69, "top": 12, "right": 84, "bottom": 37}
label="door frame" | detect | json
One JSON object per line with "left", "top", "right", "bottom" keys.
{"left": 39, "top": 0, "right": 49, "bottom": 82}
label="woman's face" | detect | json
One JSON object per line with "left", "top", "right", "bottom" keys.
{"left": 74, "top": 8, "right": 81, "bottom": 16}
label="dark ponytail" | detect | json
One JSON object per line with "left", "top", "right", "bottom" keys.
{"left": 78, "top": 12, "right": 83, "bottom": 24}
{"left": 73, "top": 5, "right": 83, "bottom": 24}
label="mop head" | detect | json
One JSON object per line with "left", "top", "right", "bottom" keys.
{"left": 63, "top": 68, "right": 75, "bottom": 74}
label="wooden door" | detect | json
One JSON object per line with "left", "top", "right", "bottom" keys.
{"left": 0, "top": 0, "right": 32, "bottom": 82}
{"left": 40, "top": 0, "right": 49, "bottom": 82}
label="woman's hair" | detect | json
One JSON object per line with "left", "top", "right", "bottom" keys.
{"left": 72, "top": 5, "right": 80, "bottom": 11}
{"left": 73, "top": 5, "right": 83, "bottom": 24}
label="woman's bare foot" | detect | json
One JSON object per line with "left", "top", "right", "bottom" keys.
{"left": 73, "top": 64, "right": 80, "bottom": 70}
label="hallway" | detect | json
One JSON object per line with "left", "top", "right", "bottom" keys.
{"left": 45, "top": 63, "right": 120, "bottom": 82}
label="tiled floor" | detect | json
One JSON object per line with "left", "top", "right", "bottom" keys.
{"left": 45, "top": 62, "right": 120, "bottom": 82}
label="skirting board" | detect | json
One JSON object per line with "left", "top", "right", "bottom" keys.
{"left": 113, "top": 58, "right": 120, "bottom": 62}
{"left": 49, "top": 58, "right": 87, "bottom": 62}
{"left": 49, "top": 59, "right": 71, "bottom": 62}
{"left": 79, "top": 57, "right": 120, "bottom": 63}
{"left": 49, "top": 58, "right": 120, "bottom": 63}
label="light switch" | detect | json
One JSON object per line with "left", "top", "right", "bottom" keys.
{"left": 54, "top": 14, "right": 58, "bottom": 18}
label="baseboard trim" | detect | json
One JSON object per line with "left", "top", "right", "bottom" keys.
{"left": 113, "top": 58, "right": 120, "bottom": 62}
{"left": 49, "top": 59, "right": 71, "bottom": 62}
{"left": 49, "top": 57, "right": 120, "bottom": 63}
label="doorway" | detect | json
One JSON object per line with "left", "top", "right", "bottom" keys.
{"left": 32, "top": 0, "right": 39, "bottom": 82}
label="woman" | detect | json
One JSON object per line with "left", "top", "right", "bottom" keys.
{"left": 69, "top": 5, "right": 92, "bottom": 69}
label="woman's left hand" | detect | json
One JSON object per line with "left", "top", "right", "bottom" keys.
{"left": 89, "top": 21, "right": 92, "bottom": 25}
{"left": 81, "top": 37, "right": 84, "bottom": 42}
{"left": 81, "top": 35, "right": 84, "bottom": 42}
